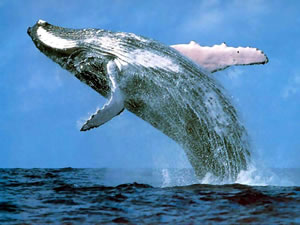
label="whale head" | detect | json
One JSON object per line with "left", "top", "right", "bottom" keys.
{"left": 27, "top": 20, "right": 121, "bottom": 96}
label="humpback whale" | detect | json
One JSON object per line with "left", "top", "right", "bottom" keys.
{"left": 27, "top": 20, "right": 268, "bottom": 180}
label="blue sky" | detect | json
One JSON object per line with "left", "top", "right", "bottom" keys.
{"left": 0, "top": 0, "right": 299, "bottom": 168}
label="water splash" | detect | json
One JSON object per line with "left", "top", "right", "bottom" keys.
{"left": 235, "top": 164, "right": 295, "bottom": 186}
{"left": 161, "top": 168, "right": 199, "bottom": 187}
{"left": 160, "top": 163, "right": 297, "bottom": 187}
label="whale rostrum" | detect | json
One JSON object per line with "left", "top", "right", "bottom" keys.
{"left": 27, "top": 20, "right": 268, "bottom": 180}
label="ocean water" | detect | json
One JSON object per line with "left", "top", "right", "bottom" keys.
{"left": 0, "top": 168, "right": 299, "bottom": 224}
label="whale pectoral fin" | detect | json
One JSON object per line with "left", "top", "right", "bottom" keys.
{"left": 80, "top": 96, "right": 124, "bottom": 131}
{"left": 80, "top": 61, "right": 125, "bottom": 131}
{"left": 171, "top": 41, "right": 268, "bottom": 73}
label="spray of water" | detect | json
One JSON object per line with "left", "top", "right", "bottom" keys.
{"left": 160, "top": 161, "right": 296, "bottom": 187}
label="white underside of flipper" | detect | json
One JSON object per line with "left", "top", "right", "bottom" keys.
{"left": 171, "top": 41, "right": 268, "bottom": 73}
{"left": 80, "top": 61, "right": 124, "bottom": 131}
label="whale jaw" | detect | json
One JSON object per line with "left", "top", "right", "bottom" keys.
{"left": 27, "top": 21, "right": 81, "bottom": 71}
{"left": 27, "top": 20, "right": 78, "bottom": 50}
{"left": 27, "top": 20, "right": 113, "bottom": 100}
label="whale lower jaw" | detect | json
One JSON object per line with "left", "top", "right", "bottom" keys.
{"left": 36, "top": 26, "right": 78, "bottom": 50}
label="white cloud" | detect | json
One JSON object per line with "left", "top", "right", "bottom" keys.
{"left": 232, "top": 0, "right": 270, "bottom": 14}
{"left": 226, "top": 68, "right": 244, "bottom": 80}
{"left": 180, "top": 0, "right": 224, "bottom": 33}
{"left": 25, "top": 67, "right": 64, "bottom": 91}
{"left": 17, "top": 67, "right": 66, "bottom": 112}
{"left": 282, "top": 74, "right": 300, "bottom": 98}
{"left": 216, "top": 68, "right": 244, "bottom": 89}
{"left": 76, "top": 116, "right": 89, "bottom": 130}
{"left": 178, "top": 0, "right": 271, "bottom": 36}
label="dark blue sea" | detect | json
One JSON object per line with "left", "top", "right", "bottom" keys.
{"left": 1, "top": 168, "right": 299, "bottom": 224}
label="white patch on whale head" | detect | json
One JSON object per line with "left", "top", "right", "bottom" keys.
{"left": 37, "top": 26, "right": 77, "bottom": 49}
{"left": 131, "top": 49, "right": 180, "bottom": 73}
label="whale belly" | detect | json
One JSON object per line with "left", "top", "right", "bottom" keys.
{"left": 121, "top": 64, "right": 250, "bottom": 180}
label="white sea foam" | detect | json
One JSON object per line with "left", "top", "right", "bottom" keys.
{"left": 161, "top": 168, "right": 199, "bottom": 187}
{"left": 159, "top": 163, "right": 296, "bottom": 187}
{"left": 235, "top": 164, "right": 295, "bottom": 186}
{"left": 161, "top": 169, "right": 171, "bottom": 187}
